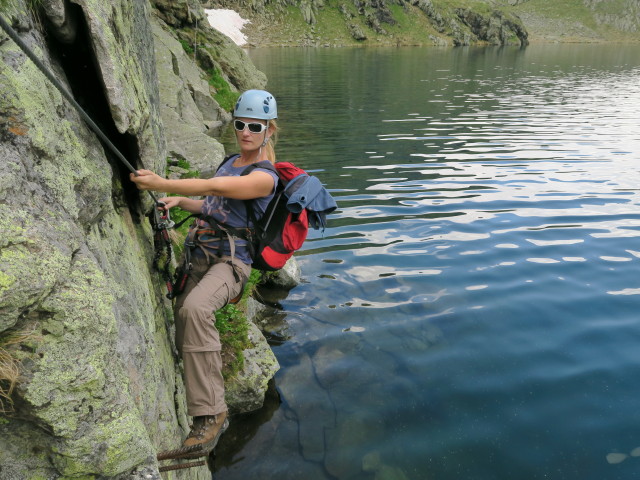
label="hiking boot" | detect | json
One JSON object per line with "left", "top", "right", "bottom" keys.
{"left": 183, "top": 412, "right": 229, "bottom": 449}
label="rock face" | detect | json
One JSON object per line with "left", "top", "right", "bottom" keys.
{"left": 152, "top": 16, "right": 227, "bottom": 178}
{"left": 224, "top": 0, "right": 530, "bottom": 46}
{"left": 454, "top": 7, "right": 528, "bottom": 46}
{"left": 0, "top": 1, "right": 177, "bottom": 477}
{"left": 0, "top": 0, "right": 277, "bottom": 478}
{"left": 584, "top": 0, "right": 640, "bottom": 32}
{"left": 152, "top": 0, "right": 205, "bottom": 28}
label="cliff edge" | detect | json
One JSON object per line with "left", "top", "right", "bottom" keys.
{"left": 0, "top": 0, "right": 278, "bottom": 478}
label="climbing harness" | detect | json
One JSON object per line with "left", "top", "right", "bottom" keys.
{"left": 0, "top": 14, "right": 175, "bottom": 283}
{"left": 167, "top": 213, "right": 249, "bottom": 302}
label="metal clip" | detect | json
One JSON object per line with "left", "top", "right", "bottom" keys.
{"left": 154, "top": 201, "right": 175, "bottom": 230}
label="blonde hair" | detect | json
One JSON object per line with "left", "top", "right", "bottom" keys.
{"left": 264, "top": 119, "right": 279, "bottom": 163}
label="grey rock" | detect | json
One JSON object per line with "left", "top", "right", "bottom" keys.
{"left": 0, "top": 0, "right": 277, "bottom": 478}
{"left": 374, "top": 464, "right": 411, "bottom": 480}
{"left": 225, "top": 321, "right": 280, "bottom": 414}
{"left": 264, "top": 258, "right": 302, "bottom": 290}
{"left": 152, "top": 17, "right": 226, "bottom": 177}
{"left": 41, "top": 0, "right": 78, "bottom": 44}
{"left": 150, "top": 0, "right": 204, "bottom": 28}
{"left": 348, "top": 22, "right": 367, "bottom": 41}
{"left": 324, "top": 411, "right": 385, "bottom": 478}
{"left": 455, "top": 7, "right": 529, "bottom": 46}
{"left": 179, "top": 25, "right": 268, "bottom": 92}
{"left": 363, "top": 450, "right": 383, "bottom": 472}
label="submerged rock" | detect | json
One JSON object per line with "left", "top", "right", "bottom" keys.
{"left": 278, "top": 352, "right": 335, "bottom": 462}
{"left": 363, "top": 451, "right": 411, "bottom": 480}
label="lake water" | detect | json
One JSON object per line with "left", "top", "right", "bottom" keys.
{"left": 214, "top": 45, "right": 640, "bottom": 480}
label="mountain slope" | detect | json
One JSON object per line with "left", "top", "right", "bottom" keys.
{"left": 211, "top": 0, "right": 640, "bottom": 46}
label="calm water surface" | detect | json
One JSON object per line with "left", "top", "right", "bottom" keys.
{"left": 214, "top": 45, "right": 640, "bottom": 480}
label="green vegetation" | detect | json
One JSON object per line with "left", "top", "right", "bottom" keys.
{"left": 176, "top": 30, "right": 239, "bottom": 112}
{"left": 206, "top": 67, "right": 238, "bottom": 112}
{"left": 215, "top": 305, "right": 249, "bottom": 379}
{"left": 0, "top": 0, "right": 45, "bottom": 18}
{"left": 173, "top": 157, "right": 200, "bottom": 179}
{"left": 385, "top": 3, "right": 442, "bottom": 44}
{"left": 216, "top": 269, "right": 263, "bottom": 378}
{"left": 178, "top": 38, "right": 194, "bottom": 56}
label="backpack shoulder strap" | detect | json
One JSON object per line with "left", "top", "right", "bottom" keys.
{"left": 215, "top": 153, "right": 240, "bottom": 174}
{"left": 240, "top": 160, "right": 278, "bottom": 177}
{"left": 239, "top": 161, "right": 280, "bottom": 231}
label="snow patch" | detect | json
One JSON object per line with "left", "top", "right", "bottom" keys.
{"left": 205, "top": 9, "right": 250, "bottom": 46}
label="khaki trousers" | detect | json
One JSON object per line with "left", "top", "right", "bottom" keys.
{"left": 173, "top": 253, "right": 250, "bottom": 417}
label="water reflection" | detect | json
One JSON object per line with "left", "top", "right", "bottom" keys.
{"left": 215, "top": 45, "right": 640, "bottom": 480}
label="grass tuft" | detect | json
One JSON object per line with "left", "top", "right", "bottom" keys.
{"left": 217, "top": 269, "right": 263, "bottom": 379}
{"left": 206, "top": 67, "right": 238, "bottom": 112}
{"left": 0, "top": 328, "right": 36, "bottom": 414}
{"left": 178, "top": 38, "right": 194, "bottom": 56}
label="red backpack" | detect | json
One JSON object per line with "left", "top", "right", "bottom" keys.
{"left": 241, "top": 161, "right": 310, "bottom": 271}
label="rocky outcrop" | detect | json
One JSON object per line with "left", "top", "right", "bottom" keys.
{"left": 0, "top": 1, "right": 178, "bottom": 477}
{"left": 152, "top": 16, "right": 227, "bottom": 178}
{"left": 217, "top": 0, "right": 530, "bottom": 46}
{"left": 411, "top": 0, "right": 446, "bottom": 32}
{"left": 225, "top": 316, "right": 280, "bottom": 413}
{"left": 584, "top": 0, "right": 640, "bottom": 33}
{"left": 454, "top": 8, "right": 529, "bottom": 46}
{"left": 340, "top": 4, "right": 367, "bottom": 41}
{"left": 151, "top": 0, "right": 205, "bottom": 28}
{"left": 0, "top": 0, "right": 278, "bottom": 478}
{"left": 152, "top": 0, "right": 267, "bottom": 95}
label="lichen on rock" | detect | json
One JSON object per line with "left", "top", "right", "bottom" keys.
{"left": 0, "top": 0, "right": 282, "bottom": 477}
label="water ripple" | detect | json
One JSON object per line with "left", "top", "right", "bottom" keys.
{"left": 218, "top": 46, "right": 640, "bottom": 480}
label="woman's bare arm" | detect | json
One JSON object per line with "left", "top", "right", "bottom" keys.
{"left": 130, "top": 169, "right": 274, "bottom": 200}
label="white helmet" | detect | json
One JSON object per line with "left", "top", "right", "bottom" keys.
{"left": 233, "top": 89, "right": 278, "bottom": 120}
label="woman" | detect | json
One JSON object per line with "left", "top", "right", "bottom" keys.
{"left": 130, "top": 89, "right": 280, "bottom": 449}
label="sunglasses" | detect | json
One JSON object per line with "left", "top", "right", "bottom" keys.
{"left": 234, "top": 119, "right": 268, "bottom": 134}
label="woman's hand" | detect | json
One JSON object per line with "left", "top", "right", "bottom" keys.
{"left": 158, "top": 196, "right": 204, "bottom": 214}
{"left": 158, "top": 196, "right": 182, "bottom": 209}
{"left": 129, "top": 169, "right": 166, "bottom": 191}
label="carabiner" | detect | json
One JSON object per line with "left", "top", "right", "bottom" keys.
{"left": 154, "top": 201, "right": 175, "bottom": 230}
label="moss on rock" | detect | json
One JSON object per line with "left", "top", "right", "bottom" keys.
{"left": 0, "top": 1, "right": 280, "bottom": 478}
